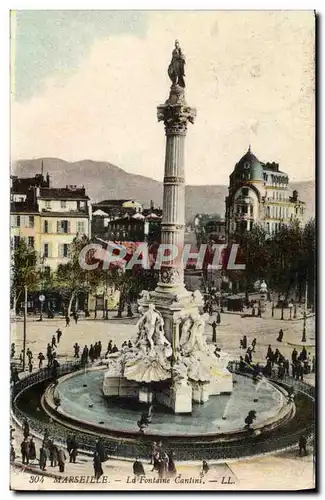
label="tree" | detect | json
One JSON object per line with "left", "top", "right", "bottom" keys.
{"left": 55, "top": 236, "right": 101, "bottom": 316}
{"left": 11, "top": 240, "right": 39, "bottom": 312}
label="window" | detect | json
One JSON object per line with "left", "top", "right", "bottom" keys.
{"left": 60, "top": 200, "right": 67, "bottom": 209}
{"left": 242, "top": 188, "right": 249, "bottom": 197}
{"left": 28, "top": 236, "right": 34, "bottom": 248}
{"left": 44, "top": 220, "right": 48, "bottom": 233}
{"left": 13, "top": 235, "right": 20, "bottom": 248}
{"left": 45, "top": 200, "right": 51, "bottom": 209}
{"left": 77, "top": 221, "right": 85, "bottom": 234}
{"left": 59, "top": 243, "right": 69, "bottom": 258}
{"left": 44, "top": 243, "right": 49, "bottom": 258}
{"left": 14, "top": 215, "right": 20, "bottom": 227}
{"left": 242, "top": 206, "right": 248, "bottom": 214}
{"left": 57, "top": 220, "right": 69, "bottom": 234}
{"left": 28, "top": 216, "right": 34, "bottom": 228}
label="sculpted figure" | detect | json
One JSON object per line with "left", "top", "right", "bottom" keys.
{"left": 135, "top": 303, "right": 170, "bottom": 353}
{"left": 168, "top": 40, "right": 186, "bottom": 87}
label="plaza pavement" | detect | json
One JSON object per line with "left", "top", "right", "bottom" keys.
{"left": 10, "top": 308, "right": 316, "bottom": 491}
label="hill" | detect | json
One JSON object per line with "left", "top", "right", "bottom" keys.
{"left": 13, "top": 158, "right": 315, "bottom": 223}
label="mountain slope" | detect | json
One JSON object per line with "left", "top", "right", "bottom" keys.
{"left": 13, "top": 158, "right": 315, "bottom": 222}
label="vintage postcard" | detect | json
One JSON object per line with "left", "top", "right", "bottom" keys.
{"left": 10, "top": 10, "right": 316, "bottom": 492}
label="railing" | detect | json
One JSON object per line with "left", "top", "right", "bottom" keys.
{"left": 11, "top": 362, "right": 315, "bottom": 461}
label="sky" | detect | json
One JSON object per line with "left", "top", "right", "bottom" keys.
{"left": 10, "top": 10, "right": 315, "bottom": 185}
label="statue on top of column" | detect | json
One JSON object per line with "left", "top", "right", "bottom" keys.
{"left": 168, "top": 40, "right": 186, "bottom": 88}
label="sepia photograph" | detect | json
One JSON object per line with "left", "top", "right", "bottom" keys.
{"left": 9, "top": 9, "right": 316, "bottom": 492}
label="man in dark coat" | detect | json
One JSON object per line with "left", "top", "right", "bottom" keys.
{"left": 69, "top": 435, "right": 78, "bottom": 463}
{"left": 39, "top": 445, "right": 47, "bottom": 471}
{"left": 21, "top": 438, "right": 29, "bottom": 465}
{"left": 299, "top": 434, "right": 307, "bottom": 456}
{"left": 95, "top": 439, "right": 106, "bottom": 462}
{"left": 48, "top": 440, "right": 58, "bottom": 467}
{"left": 157, "top": 458, "right": 165, "bottom": 478}
{"left": 167, "top": 451, "right": 177, "bottom": 476}
{"left": 133, "top": 457, "right": 145, "bottom": 476}
{"left": 277, "top": 329, "right": 284, "bottom": 342}
{"left": 89, "top": 345, "right": 95, "bottom": 363}
{"left": 51, "top": 335, "right": 57, "bottom": 348}
{"left": 98, "top": 341, "right": 102, "bottom": 358}
{"left": 23, "top": 419, "right": 30, "bottom": 439}
{"left": 93, "top": 451, "right": 103, "bottom": 480}
{"left": 202, "top": 460, "right": 209, "bottom": 476}
{"left": 57, "top": 447, "right": 66, "bottom": 472}
{"left": 28, "top": 437, "right": 36, "bottom": 463}
{"left": 56, "top": 329, "right": 63, "bottom": 344}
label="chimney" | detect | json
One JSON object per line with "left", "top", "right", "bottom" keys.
{"left": 150, "top": 199, "right": 154, "bottom": 210}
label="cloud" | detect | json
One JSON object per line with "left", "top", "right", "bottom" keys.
{"left": 11, "top": 11, "right": 315, "bottom": 185}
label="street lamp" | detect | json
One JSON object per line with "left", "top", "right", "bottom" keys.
{"left": 259, "top": 280, "right": 268, "bottom": 315}
{"left": 288, "top": 302, "right": 293, "bottom": 321}
{"left": 271, "top": 293, "right": 275, "bottom": 317}
{"left": 280, "top": 294, "right": 285, "bottom": 320}
{"left": 301, "top": 312, "right": 307, "bottom": 343}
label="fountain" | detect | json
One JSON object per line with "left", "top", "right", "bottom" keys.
{"left": 38, "top": 42, "right": 297, "bottom": 453}
{"left": 102, "top": 41, "right": 233, "bottom": 413}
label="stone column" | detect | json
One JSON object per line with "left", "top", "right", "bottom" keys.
{"left": 156, "top": 84, "right": 196, "bottom": 293}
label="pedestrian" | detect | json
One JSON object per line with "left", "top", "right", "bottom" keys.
{"left": 65, "top": 314, "right": 70, "bottom": 327}
{"left": 299, "top": 435, "right": 307, "bottom": 456}
{"left": 28, "top": 359, "right": 33, "bottom": 373}
{"left": 10, "top": 443, "right": 15, "bottom": 463}
{"left": 23, "top": 419, "right": 30, "bottom": 439}
{"left": 98, "top": 341, "right": 102, "bottom": 358}
{"left": 38, "top": 352, "right": 45, "bottom": 369}
{"left": 28, "top": 437, "right": 36, "bottom": 463}
{"left": 73, "top": 311, "right": 79, "bottom": 324}
{"left": 21, "top": 438, "right": 29, "bottom": 465}
{"left": 216, "top": 311, "right": 221, "bottom": 325}
{"left": 112, "top": 344, "right": 118, "bottom": 353}
{"left": 51, "top": 335, "right": 57, "bottom": 348}
{"left": 39, "top": 445, "right": 47, "bottom": 471}
{"left": 167, "top": 451, "right": 177, "bottom": 477}
{"left": 69, "top": 435, "right": 78, "bottom": 464}
{"left": 202, "top": 460, "right": 209, "bottom": 476}
{"left": 48, "top": 440, "right": 58, "bottom": 467}
{"left": 150, "top": 441, "right": 158, "bottom": 465}
{"left": 11, "top": 343, "right": 15, "bottom": 359}
{"left": 66, "top": 434, "right": 73, "bottom": 455}
{"left": 89, "top": 344, "right": 95, "bottom": 363}
{"left": 242, "top": 336, "right": 247, "bottom": 350}
{"left": 11, "top": 366, "right": 19, "bottom": 385}
{"left": 93, "top": 451, "right": 103, "bottom": 480}
{"left": 277, "top": 329, "right": 284, "bottom": 342}
{"left": 73, "top": 342, "right": 80, "bottom": 358}
{"left": 56, "top": 328, "right": 62, "bottom": 344}
{"left": 247, "top": 347, "right": 253, "bottom": 363}
{"left": 26, "top": 348, "right": 33, "bottom": 362}
{"left": 57, "top": 447, "right": 66, "bottom": 473}
{"left": 133, "top": 457, "right": 145, "bottom": 476}
{"left": 284, "top": 359, "right": 290, "bottom": 376}
{"left": 95, "top": 438, "right": 106, "bottom": 463}
{"left": 251, "top": 338, "right": 257, "bottom": 352}
{"left": 212, "top": 321, "right": 217, "bottom": 343}
{"left": 157, "top": 458, "right": 165, "bottom": 478}
{"left": 292, "top": 348, "right": 298, "bottom": 363}
{"left": 127, "top": 340, "right": 132, "bottom": 349}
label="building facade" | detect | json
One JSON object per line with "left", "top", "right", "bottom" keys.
{"left": 11, "top": 174, "right": 91, "bottom": 270}
{"left": 225, "top": 147, "right": 305, "bottom": 238}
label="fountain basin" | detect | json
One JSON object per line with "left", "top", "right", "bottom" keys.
{"left": 42, "top": 367, "right": 294, "bottom": 440}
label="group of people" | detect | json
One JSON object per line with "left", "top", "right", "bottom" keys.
{"left": 65, "top": 310, "right": 79, "bottom": 327}
{"left": 105, "top": 340, "right": 120, "bottom": 356}
{"left": 150, "top": 442, "right": 177, "bottom": 478}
